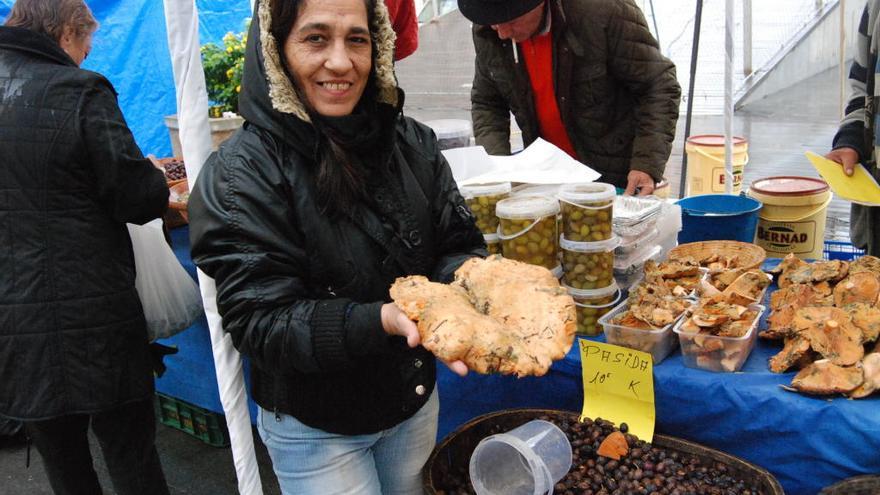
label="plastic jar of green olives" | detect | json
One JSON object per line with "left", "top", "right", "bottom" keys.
{"left": 558, "top": 182, "right": 615, "bottom": 242}
{"left": 560, "top": 235, "right": 619, "bottom": 290}
{"left": 461, "top": 182, "right": 511, "bottom": 235}
{"left": 511, "top": 184, "right": 564, "bottom": 239}
{"left": 565, "top": 283, "right": 621, "bottom": 336}
{"left": 496, "top": 195, "right": 560, "bottom": 271}
{"left": 484, "top": 233, "right": 501, "bottom": 255}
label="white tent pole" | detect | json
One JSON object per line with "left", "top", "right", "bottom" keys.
{"left": 162, "top": 1, "right": 263, "bottom": 494}
{"left": 743, "top": 0, "right": 752, "bottom": 77}
{"left": 724, "top": 0, "right": 734, "bottom": 194}
{"left": 840, "top": 0, "right": 847, "bottom": 120}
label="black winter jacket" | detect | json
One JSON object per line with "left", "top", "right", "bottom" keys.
{"left": 188, "top": 5, "right": 486, "bottom": 435}
{"left": 0, "top": 27, "right": 169, "bottom": 420}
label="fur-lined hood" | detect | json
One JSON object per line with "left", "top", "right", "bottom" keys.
{"left": 238, "top": 0, "right": 399, "bottom": 135}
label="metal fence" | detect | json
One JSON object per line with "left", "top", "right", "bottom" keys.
{"left": 417, "top": 0, "right": 836, "bottom": 115}
{"left": 637, "top": 0, "right": 835, "bottom": 114}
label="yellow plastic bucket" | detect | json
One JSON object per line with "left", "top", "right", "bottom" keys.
{"left": 685, "top": 135, "right": 749, "bottom": 196}
{"left": 748, "top": 176, "right": 831, "bottom": 259}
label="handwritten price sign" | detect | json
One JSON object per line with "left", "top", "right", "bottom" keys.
{"left": 579, "top": 340, "right": 655, "bottom": 441}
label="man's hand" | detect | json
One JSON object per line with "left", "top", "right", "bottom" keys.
{"left": 825, "top": 147, "right": 859, "bottom": 176}
{"left": 380, "top": 304, "right": 468, "bottom": 377}
{"left": 624, "top": 170, "right": 656, "bottom": 196}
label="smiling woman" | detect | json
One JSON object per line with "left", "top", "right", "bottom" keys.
{"left": 186, "top": 0, "right": 487, "bottom": 493}
{"left": 282, "top": 0, "right": 372, "bottom": 117}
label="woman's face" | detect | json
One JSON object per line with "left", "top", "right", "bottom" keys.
{"left": 59, "top": 26, "right": 94, "bottom": 66}
{"left": 283, "top": 0, "right": 372, "bottom": 117}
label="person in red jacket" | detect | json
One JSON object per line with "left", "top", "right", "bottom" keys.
{"left": 385, "top": 0, "right": 418, "bottom": 60}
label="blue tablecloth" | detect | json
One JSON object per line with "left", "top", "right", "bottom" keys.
{"left": 165, "top": 226, "right": 878, "bottom": 494}
{"left": 436, "top": 279, "right": 880, "bottom": 495}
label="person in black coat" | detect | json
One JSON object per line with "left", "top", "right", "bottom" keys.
{"left": 0, "top": 1, "right": 170, "bottom": 493}
{"left": 188, "top": 0, "right": 486, "bottom": 492}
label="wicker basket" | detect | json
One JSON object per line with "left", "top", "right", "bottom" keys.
{"left": 423, "top": 408, "right": 784, "bottom": 495}
{"left": 820, "top": 475, "right": 880, "bottom": 495}
{"left": 164, "top": 179, "right": 189, "bottom": 229}
{"left": 668, "top": 241, "right": 766, "bottom": 270}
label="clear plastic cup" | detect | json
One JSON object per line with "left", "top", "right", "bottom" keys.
{"left": 469, "top": 420, "right": 572, "bottom": 495}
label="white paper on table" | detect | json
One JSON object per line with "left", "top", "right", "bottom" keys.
{"left": 443, "top": 138, "right": 601, "bottom": 186}
{"left": 442, "top": 146, "right": 496, "bottom": 184}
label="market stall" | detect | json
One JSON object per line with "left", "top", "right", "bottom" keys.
{"left": 163, "top": 222, "right": 879, "bottom": 495}
{"left": 434, "top": 293, "right": 880, "bottom": 495}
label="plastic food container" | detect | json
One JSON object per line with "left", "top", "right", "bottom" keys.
{"left": 673, "top": 304, "right": 765, "bottom": 372}
{"left": 425, "top": 119, "right": 473, "bottom": 150}
{"left": 748, "top": 176, "right": 832, "bottom": 260}
{"left": 566, "top": 283, "right": 621, "bottom": 336}
{"left": 558, "top": 183, "right": 615, "bottom": 242}
{"left": 613, "top": 246, "right": 662, "bottom": 290}
{"left": 511, "top": 185, "right": 564, "bottom": 239}
{"left": 560, "top": 235, "right": 619, "bottom": 290}
{"left": 613, "top": 195, "right": 662, "bottom": 237}
{"left": 470, "top": 420, "right": 572, "bottom": 495}
{"left": 496, "top": 195, "right": 560, "bottom": 271}
{"left": 484, "top": 233, "right": 501, "bottom": 255}
{"left": 510, "top": 184, "right": 562, "bottom": 198}
{"left": 685, "top": 135, "right": 749, "bottom": 196}
{"left": 462, "top": 182, "right": 512, "bottom": 235}
{"left": 616, "top": 226, "right": 659, "bottom": 256}
{"left": 599, "top": 301, "right": 681, "bottom": 364}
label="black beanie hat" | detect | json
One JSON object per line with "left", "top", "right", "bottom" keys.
{"left": 458, "top": 0, "right": 545, "bottom": 26}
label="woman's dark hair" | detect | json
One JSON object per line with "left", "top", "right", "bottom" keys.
{"left": 271, "top": 0, "right": 381, "bottom": 218}
{"left": 5, "top": 0, "right": 98, "bottom": 42}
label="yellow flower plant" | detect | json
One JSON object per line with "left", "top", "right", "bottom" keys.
{"left": 201, "top": 22, "right": 249, "bottom": 117}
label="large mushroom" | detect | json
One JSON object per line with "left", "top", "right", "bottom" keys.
{"left": 833, "top": 272, "right": 880, "bottom": 307}
{"left": 791, "top": 360, "right": 863, "bottom": 395}
{"left": 391, "top": 256, "right": 576, "bottom": 377}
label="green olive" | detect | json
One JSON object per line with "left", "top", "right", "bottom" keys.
{"left": 562, "top": 248, "right": 615, "bottom": 289}
{"left": 500, "top": 215, "right": 558, "bottom": 270}
{"left": 573, "top": 294, "right": 616, "bottom": 336}
{"left": 561, "top": 201, "right": 613, "bottom": 241}
{"left": 465, "top": 193, "right": 508, "bottom": 235}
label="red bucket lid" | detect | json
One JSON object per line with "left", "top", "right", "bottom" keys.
{"left": 749, "top": 176, "right": 829, "bottom": 196}
{"left": 686, "top": 134, "right": 748, "bottom": 147}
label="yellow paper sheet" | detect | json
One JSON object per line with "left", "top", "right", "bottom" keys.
{"left": 579, "top": 340, "right": 655, "bottom": 441}
{"left": 806, "top": 151, "right": 880, "bottom": 206}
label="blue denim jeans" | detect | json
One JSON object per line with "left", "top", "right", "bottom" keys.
{"left": 257, "top": 389, "right": 438, "bottom": 495}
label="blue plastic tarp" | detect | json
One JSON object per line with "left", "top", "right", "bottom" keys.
{"left": 0, "top": 0, "right": 251, "bottom": 158}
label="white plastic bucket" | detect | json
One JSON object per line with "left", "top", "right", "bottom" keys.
{"left": 685, "top": 135, "right": 749, "bottom": 196}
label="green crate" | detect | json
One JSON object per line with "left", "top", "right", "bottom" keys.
{"left": 155, "top": 393, "right": 230, "bottom": 447}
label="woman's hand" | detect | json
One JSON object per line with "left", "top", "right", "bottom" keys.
{"left": 825, "top": 147, "right": 859, "bottom": 176}
{"left": 380, "top": 303, "right": 469, "bottom": 377}
{"left": 381, "top": 303, "right": 421, "bottom": 348}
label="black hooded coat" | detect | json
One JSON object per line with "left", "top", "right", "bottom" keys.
{"left": 188, "top": 1, "right": 486, "bottom": 435}
{"left": 0, "top": 27, "right": 168, "bottom": 420}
